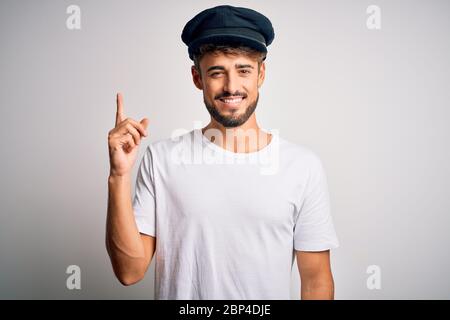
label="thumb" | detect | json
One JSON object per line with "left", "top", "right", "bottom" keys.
{"left": 140, "top": 118, "right": 149, "bottom": 132}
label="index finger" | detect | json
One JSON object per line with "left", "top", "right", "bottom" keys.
{"left": 115, "top": 92, "right": 125, "bottom": 126}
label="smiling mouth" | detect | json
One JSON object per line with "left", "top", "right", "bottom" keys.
{"left": 218, "top": 96, "right": 246, "bottom": 108}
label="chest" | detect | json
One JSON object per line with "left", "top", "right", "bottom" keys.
{"left": 158, "top": 163, "right": 304, "bottom": 230}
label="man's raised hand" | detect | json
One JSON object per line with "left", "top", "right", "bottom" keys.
{"left": 108, "top": 93, "right": 149, "bottom": 177}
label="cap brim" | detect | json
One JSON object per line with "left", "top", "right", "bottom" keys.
{"left": 188, "top": 34, "right": 267, "bottom": 60}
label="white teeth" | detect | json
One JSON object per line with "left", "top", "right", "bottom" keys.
{"left": 221, "top": 98, "right": 242, "bottom": 103}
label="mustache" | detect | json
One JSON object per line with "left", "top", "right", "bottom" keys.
{"left": 215, "top": 92, "right": 247, "bottom": 99}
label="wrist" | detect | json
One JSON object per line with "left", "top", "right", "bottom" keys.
{"left": 108, "top": 173, "right": 131, "bottom": 184}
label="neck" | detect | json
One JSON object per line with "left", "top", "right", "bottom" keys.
{"left": 201, "top": 114, "right": 272, "bottom": 153}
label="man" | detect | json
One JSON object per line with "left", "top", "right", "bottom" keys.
{"left": 106, "top": 5, "right": 339, "bottom": 300}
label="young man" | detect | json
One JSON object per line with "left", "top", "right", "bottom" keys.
{"left": 106, "top": 5, "right": 339, "bottom": 300}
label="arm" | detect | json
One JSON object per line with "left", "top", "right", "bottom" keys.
{"left": 106, "top": 92, "right": 154, "bottom": 286}
{"left": 106, "top": 174, "right": 155, "bottom": 286}
{"left": 296, "top": 250, "right": 335, "bottom": 299}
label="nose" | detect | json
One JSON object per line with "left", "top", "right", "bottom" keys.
{"left": 223, "top": 72, "right": 240, "bottom": 95}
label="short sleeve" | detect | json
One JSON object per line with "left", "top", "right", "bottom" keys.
{"left": 294, "top": 154, "right": 339, "bottom": 251}
{"left": 132, "top": 145, "right": 156, "bottom": 237}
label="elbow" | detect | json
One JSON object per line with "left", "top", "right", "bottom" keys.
{"left": 116, "top": 271, "right": 145, "bottom": 286}
{"left": 108, "top": 260, "right": 147, "bottom": 286}
{"left": 105, "top": 240, "right": 147, "bottom": 286}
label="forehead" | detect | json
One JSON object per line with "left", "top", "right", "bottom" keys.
{"left": 200, "top": 52, "right": 257, "bottom": 69}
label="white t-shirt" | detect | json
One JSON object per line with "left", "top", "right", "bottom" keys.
{"left": 132, "top": 128, "right": 339, "bottom": 300}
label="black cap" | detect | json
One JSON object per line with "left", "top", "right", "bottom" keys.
{"left": 181, "top": 5, "right": 275, "bottom": 60}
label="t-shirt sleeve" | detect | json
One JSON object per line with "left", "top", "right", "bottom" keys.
{"left": 132, "top": 145, "right": 156, "bottom": 237}
{"left": 294, "top": 153, "right": 339, "bottom": 251}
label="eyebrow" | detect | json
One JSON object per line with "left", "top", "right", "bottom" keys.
{"left": 207, "top": 64, "right": 254, "bottom": 73}
{"left": 236, "top": 64, "right": 254, "bottom": 69}
{"left": 206, "top": 66, "right": 224, "bottom": 73}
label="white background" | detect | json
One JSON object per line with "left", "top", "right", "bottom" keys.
{"left": 0, "top": 0, "right": 449, "bottom": 299}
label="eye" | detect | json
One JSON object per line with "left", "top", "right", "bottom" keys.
{"left": 210, "top": 72, "right": 222, "bottom": 77}
{"left": 240, "top": 70, "right": 251, "bottom": 74}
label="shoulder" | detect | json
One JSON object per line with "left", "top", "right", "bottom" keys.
{"left": 142, "top": 129, "right": 194, "bottom": 160}
{"left": 151, "top": 128, "right": 192, "bottom": 147}
{"left": 278, "top": 136, "right": 325, "bottom": 169}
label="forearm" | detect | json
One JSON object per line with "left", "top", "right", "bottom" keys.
{"left": 106, "top": 174, "right": 147, "bottom": 283}
{"left": 301, "top": 277, "right": 335, "bottom": 300}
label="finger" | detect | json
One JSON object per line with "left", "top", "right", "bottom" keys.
{"left": 122, "top": 118, "right": 147, "bottom": 137}
{"left": 114, "top": 118, "right": 147, "bottom": 137}
{"left": 124, "top": 123, "right": 141, "bottom": 146}
{"left": 140, "top": 118, "right": 149, "bottom": 134}
{"left": 123, "top": 133, "right": 136, "bottom": 150}
{"left": 115, "top": 93, "right": 125, "bottom": 127}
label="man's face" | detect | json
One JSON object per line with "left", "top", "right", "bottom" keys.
{"left": 192, "top": 52, "right": 265, "bottom": 128}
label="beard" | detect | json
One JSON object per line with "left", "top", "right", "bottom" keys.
{"left": 203, "top": 92, "right": 259, "bottom": 128}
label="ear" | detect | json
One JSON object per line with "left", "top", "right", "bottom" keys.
{"left": 191, "top": 65, "right": 203, "bottom": 90}
{"left": 257, "top": 62, "right": 265, "bottom": 88}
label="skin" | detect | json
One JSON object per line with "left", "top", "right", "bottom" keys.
{"left": 192, "top": 51, "right": 272, "bottom": 152}
{"left": 106, "top": 93, "right": 155, "bottom": 286}
{"left": 105, "top": 51, "right": 335, "bottom": 299}
{"left": 297, "top": 250, "right": 335, "bottom": 299}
